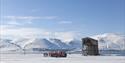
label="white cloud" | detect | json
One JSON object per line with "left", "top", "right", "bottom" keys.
{"left": 40, "top": 16, "right": 57, "bottom": 20}
{"left": 0, "top": 25, "right": 77, "bottom": 42}
{"left": 3, "top": 16, "right": 73, "bottom": 26}
{"left": 54, "top": 32, "right": 75, "bottom": 42}
{"left": 59, "top": 21, "right": 72, "bottom": 24}
{"left": 0, "top": 26, "right": 44, "bottom": 38}
{"left": 7, "top": 21, "right": 21, "bottom": 25}
{"left": 4, "top": 16, "right": 57, "bottom": 25}
{"left": 5, "top": 16, "right": 57, "bottom": 20}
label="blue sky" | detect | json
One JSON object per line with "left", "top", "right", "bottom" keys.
{"left": 0, "top": 0, "right": 125, "bottom": 41}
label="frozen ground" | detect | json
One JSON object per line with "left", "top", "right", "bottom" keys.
{"left": 0, "top": 54, "right": 125, "bottom": 63}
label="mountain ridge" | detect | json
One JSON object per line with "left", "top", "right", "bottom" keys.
{"left": 0, "top": 33, "right": 125, "bottom": 52}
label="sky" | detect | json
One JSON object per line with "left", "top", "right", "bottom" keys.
{"left": 0, "top": 0, "right": 125, "bottom": 41}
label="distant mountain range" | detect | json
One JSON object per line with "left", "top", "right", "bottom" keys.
{"left": 91, "top": 33, "right": 125, "bottom": 50}
{"left": 0, "top": 33, "right": 125, "bottom": 52}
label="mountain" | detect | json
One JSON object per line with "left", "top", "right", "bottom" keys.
{"left": 12, "top": 38, "right": 31, "bottom": 48}
{"left": 0, "top": 33, "right": 125, "bottom": 52}
{"left": 91, "top": 33, "right": 125, "bottom": 50}
{"left": 0, "top": 39, "right": 22, "bottom": 51}
{"left": 68, "top": 39, "right": 82, "bottom": 50}
{"left": 24, "top": 38, "right": 60, "bottom": 50}
{"left": 49, "top": 38, "right": 71, "bottom": 49}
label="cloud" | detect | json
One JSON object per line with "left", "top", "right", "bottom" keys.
{"left": 5, "top": 16, "right": 57, "bottom": 20}
{"left": 54, "top": 32, "right": 75, "bottom": 42}
{"left": 0, "top": 25, "right": 77, "bottom": 42}
{"left": 59, "top": 21, "right": 72, "bottom": 24}
{"left": 7, "top": 21, "right": 22, "bottom": 25}
{"left": 4, "top": 16, "right": 58, "bottom": 25}
{"left": 0, "top": 25, "right": 50, "bottom": 38}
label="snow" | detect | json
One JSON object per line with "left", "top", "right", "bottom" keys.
{"left": 49, "top": 38, "right": 71, "bottom": 49}
{"left": 24, "top": 38, "right": 59, "bottom": 49}
{"left": 0, "top": 33, "right": 125, "bottom": 52}
{"left": 0, "top": 54, "right": 125, "bottom": 63}
{"left": 0, "top": 39, "right": 21, "bottom": 51}
{"left": 91, "top": 33, "right": 125, "bottom": 50}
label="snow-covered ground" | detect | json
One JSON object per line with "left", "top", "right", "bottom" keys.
{"left": 0, "top": 54, "right": 125, "bottom": 63}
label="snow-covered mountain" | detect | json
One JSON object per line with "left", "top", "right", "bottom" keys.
{"left": 24, "top": 38, "right": 59, "bottom": 50}
{"left": 0, "top": 33, "right": 125, "bottom": 52}
{"left": 91, "top": 33, "right": 125, "bottom": 50}
{"left": 68, "top": 39, "right": 82, "bottom": 50}
{"left": 0, "top": 39, "right": 22, "bottom": 51}
{"left": 49, "top": 38, "right": 71, "bottom": 49}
